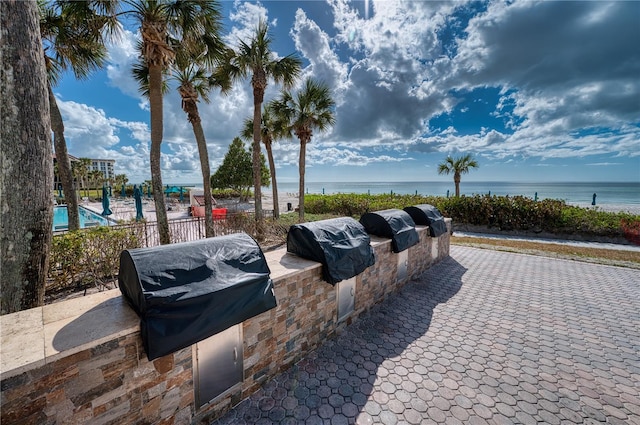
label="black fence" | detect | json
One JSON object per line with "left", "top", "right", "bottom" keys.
{"left": 111, "top": 210, "right": 274, "bottom": 248}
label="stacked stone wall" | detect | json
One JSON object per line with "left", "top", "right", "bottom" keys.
{"left": 1, "top": 221, "right": 451, "bottom": 424}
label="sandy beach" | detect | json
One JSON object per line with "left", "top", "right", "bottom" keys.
{"left": 569, "top": 202, "right": 640, "bottom": 215}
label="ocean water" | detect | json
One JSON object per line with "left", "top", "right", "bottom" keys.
{"left": 276, "top": 181, "right": 640, "bottom": 207}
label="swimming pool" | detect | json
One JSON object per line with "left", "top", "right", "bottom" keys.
{"left": 53, "top": 205, "right": 111, "bottom": 231}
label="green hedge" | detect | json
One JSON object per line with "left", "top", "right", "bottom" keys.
{"left": 48, "top": 226, "right": 142, "bottom": 293}
{"left": 304, "top": 193, "right": 640, "bottom": 242}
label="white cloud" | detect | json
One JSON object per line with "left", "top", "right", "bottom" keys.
{"left": 55, "top": 0, "right": 640, "bottom": 183}
{"left": 225, "top": 0, "right": 272, "bottom": 49}
{"left": 290, "top": 8, "right": 348, "bottom": 99}
{"left": 105, "top": 29, "right": 143, "bottom": 100}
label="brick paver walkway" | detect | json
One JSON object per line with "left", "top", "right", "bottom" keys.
{"left": 213, "top": 246, "right": 640, "bottom": 424}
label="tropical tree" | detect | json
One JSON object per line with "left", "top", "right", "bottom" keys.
{"left": 73, "top": 157, "right": 91, "bottom": 198}
{"left": 126, "top": 0, "right": 223, "bottom": 245}
{"left": 270, "top": 78, "right": 335, "bottom": 221}
{"left": 211, "top": 137, "right": 270, "bottom": 202}
{"left": 437, "top": 154, "right": 479, "bottom": 197}
{"left": 114, "top": 173, "right": 129, "bottom": 187}
{"left": 241, "top": 105, "right": 284, "bottom": 218}
{"left": 114, "top": 174, "right": 128, "bottom": 196}
{"left": 39, "top": 1, "right": 117, "bottom": 231}
{"left": 174, "top": 60, "right": 224, "bottom": 237}
{"left": 89, "top": 170, "right": 104, "bottom": 194}
{"left": 1, "top": 0, "right": 53, "bottom": 314}
{"left": 219, "top": 19, "right": 301, "bottom": 224}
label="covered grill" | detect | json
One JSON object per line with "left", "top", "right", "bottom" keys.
{"left": 404, "top": 204, "right": 448, "bottom": 237}
{"left": 287, "top": 217, "right": 375, "bottom": 285}
{"left": 118, "top": 232, "right": 277, "bottom": 360}
{"left": 359, "top": 209, "right": 419, "bottom": 253}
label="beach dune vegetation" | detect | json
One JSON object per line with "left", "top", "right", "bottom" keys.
{"left": 304, "top": 193, "right": 640, "bottom": 244}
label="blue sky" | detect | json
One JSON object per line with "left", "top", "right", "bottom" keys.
{"left": 54, "top": 0, "right": 640, "bottom": 185}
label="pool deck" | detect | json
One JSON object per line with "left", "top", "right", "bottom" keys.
{"left": 212, "top": 245, "right": 640, "bottom": 424}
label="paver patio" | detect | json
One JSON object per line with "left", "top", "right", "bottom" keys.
{"left": 212, "top": 245, "right": 640, "bottom": 424}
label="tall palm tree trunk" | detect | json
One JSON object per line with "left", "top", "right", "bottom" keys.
{"left": 454, "top": 172, "right": 461, "bottom": 197}
{"left": 48, "top": 85, "right": 80, "bottom": 231}
{"left": 148, "top": 63, "right": 170, "bottom": 245}
{"left": 264, "top": 140, "right": 279, "bottom": 219}
{"left": 193, "top": 122, "right": 215, "bottom": 238}
{"left": 252, "top": 89, "right": 264, "bottom": 222}
{"left": 298, "top": 140, "right": 307, "bottom": 222}
{"left": 179, "top": 83, "right": 215, "bottom": 237}
{"left": 1, "top": 0, "right": 53, "bottom": 313}
{"left": 190, "top": 118, "right": 215, "bottom": 238}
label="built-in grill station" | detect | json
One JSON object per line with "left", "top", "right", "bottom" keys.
{"left": 287, "top": 217, "right": 375, "bottom": 322}
{"left": 118, "top": 232, "right": 276, "bottom": 407}
{"left": 404, "top": 204, "right": 448, "bottom": 260}
{"left": 359, "top": 208, "right": 419, "bottom": 282}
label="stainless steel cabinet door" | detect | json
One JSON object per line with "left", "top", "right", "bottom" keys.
{"left": 193, "top": 324, "right": 243, "bottom": 408}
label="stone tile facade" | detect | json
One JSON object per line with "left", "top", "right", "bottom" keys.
{"left": 1, "top": 221, "right": 450, "bottom": 424}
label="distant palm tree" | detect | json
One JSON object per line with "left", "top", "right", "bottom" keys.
{"left": 114, "top": 174, "right": 128, "bottom": 196}
{"left": 126, "top": 0, "right": 222, "bottom": 245}
{"left": 438, "top": 154, "right": 479, "bottom": 197}
{"left": 39, "top": 1, "right": 117, "bottom": 231}
{"left": 270, "top": 78, "right": 336, "bottom": 221}
{"left": 88, "top": 170, "right": 104, "bottom": 195}
{"left": 72, "top": 157, "right": 92, "bottom": 198}
{"left": 219, "top": 19, "right": 301, "bottom": 225}
{"left": 241, "top": 105, "right": 284, "bottom": 219}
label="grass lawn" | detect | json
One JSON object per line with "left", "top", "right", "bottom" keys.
{"left": 452, "top": 235, "right": 640, "bottom": 269}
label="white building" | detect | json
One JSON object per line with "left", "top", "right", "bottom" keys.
{"left": 52, "top": 155, "right": 116, "bottom": 189}
{"left": 88, "top": 159, "right": 115, "bottom": 181}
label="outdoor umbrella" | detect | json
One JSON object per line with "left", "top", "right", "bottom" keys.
{"left": 121, "top": 184, "right": 126, "bottom": 197}
{"left": 101, "top": 186, "right": 112, "bottom": 216}
{"left": 134, "top": 186, "right": 144, "bottom": 221}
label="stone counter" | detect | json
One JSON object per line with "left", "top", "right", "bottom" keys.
{"left": 1, "top": 221, "right": 450, "bottom": 424}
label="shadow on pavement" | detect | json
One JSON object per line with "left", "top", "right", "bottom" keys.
{"left": 212, "top": 255, "right": 467, "bottom": 424}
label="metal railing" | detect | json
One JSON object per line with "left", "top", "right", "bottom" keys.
{"left": 109, "top": 210, "right": 274, "bottom": 248}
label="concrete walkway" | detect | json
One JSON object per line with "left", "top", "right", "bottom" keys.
{"left": 212, "top": 246, "right": 640, "bottom": 424}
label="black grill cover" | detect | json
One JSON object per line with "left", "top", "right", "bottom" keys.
{"left": 359, "top": 209, "right": 419, "bottom": 253}
{"left": 287, "top": 217, "right": 375, "bottom": 285}
{"left": 118, "top": 232, "right": 276, "bottom": 360}
{"left": 404, "top": 204, "right": 448, "bottom": 237}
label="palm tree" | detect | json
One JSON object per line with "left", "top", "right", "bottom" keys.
{"left": 88, "top": 170, "right": 104, "bottom": 196}
{"left": 175, "top": 65, "right": 219, "bottom": 237}
{"left": 220, "top": 19, "right": 301, "bottom": 224}
{"left": 241, "top": 105, "right": 284, "bottom": 219}
{"left": 1, "top": 0, "right": 53, "bottom": 313}
{"left": 39, "top": 1, "right": 117, "bottom": 231}
{"left": 437, "top": 154, "right": 479, "bottom": 197}
{"left": 126, "top": 0, "right": 223, "bottom": 245}
{"left": 114, "top": 174, "right": 128, "bottom": 197}
{"left": 74, "top": 157, "right": 92, "bottom": 198}
{"left": 270, "top": 78, "right": 336, "bottom": 221}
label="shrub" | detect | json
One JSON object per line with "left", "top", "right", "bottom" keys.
{"left": 303, "top": 193, "right": 639, "bottom": 242}
{"left": 48, "top": 226, "right": 142, "bottom": 293}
